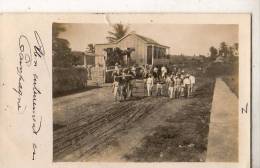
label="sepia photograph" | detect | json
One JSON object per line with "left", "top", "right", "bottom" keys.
{"left": 0, "top": 2, "right": 255, "bottom": 166}
{"left": 52, "top": 21, "right": 239, "bottom": 162}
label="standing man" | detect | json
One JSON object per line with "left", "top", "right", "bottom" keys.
{"left": 189, "top": 73, "right": 196, "bottom": 94}
{"left": 156, "top": 79, "right": 163, "bottom": 96}
{"left": 115, "top": 62, "right": 119, "bottom": 73}
{"left": 143, "top": 66, "right": 149, "bottom": 96}
{"left": 174, "top": 74, "right": 182, "bottom": 98}
{"left": 168, "top": 77, "right": 175, "bottom": 99}
{"left": 112, "top": 76, "right": 120, "bottom": 102}
{"left": 128, "top": 69, "right": 136, "bottom": 97}
{"left": 161, "top": 65, "right": 167, "bottom": 80}
{"left": 153, "top": 66, "right": 159, "bottom": 80}
{"left": 183, "top": 74, "right": 191, "bottom": 98}
{"left": 166, "top": 74, "right": 172, "bottom": 96}
{"left": 146, "top": 74, "right": 154, "bottom": 97}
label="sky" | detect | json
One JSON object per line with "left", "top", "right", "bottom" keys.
{"left": 58, "top": 23, "right": 238, "bottom": 56}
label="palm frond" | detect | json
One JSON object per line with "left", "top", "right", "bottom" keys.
{"left": 106, "top": 23, "right": 129, "bottom": 43}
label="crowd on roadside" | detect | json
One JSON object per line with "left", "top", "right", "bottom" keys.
{"left": 111, "top": 63, "right": 196, "bottom": 102}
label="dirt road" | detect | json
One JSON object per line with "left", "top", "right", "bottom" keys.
{"left": 53, "top": 77, "right": 215, "bottom": 162}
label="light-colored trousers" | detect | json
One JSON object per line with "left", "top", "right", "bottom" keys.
{"left": 190, "top": 83, "right": 194, "bottom": 93}
{"left": 113, "top": 86, "right": 119, "bottom": 101}
{"left": 147, "top": 84, "right": 153, "bottom": 96}
{"left": 168, "top": 86, "right": 174, "bottom": 99}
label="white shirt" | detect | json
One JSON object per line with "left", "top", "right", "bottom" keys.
{"left": 183, "top": 78, "right": 191, "bottom": 85}
{"left": 147, "top": 77, "right": 154, "bottom": 85}
{"left": 115, "top": 66, "right": 119, "bottom": 72}
{"left": 189, "top": 75, "right": 195, "bottom": 84}
{"left": 161, "top": 66, "right": 167, "bottom": 73}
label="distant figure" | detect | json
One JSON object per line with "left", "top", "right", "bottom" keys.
{"left": 156, "top": 79, "right": 163, "bottom": 96}
{"left": 174, "top": 75, "right": 182, "bottom": 98}
{"left": 115, "top": 62, "right": 120, "bottom": 74}
{"left": 183, "top": 74, "right": 191, "bottom": 98}
{"left": 87, "top": 65, "right": 92, "bottom": 80}
{"left": 168, "top": 77, "right": 175, "bottom": 99}
{"left": 131, "top": 66, "right": 137, "bottom": 76}
{"left": 161, "top": 66, "right": 167, "bottom": 79}
{"left": 146, "top": 74, "right": 154, "bottom": 97}
{"left": 165, "top": 74, "right": 172, "bottom": 96}
{"left": 143, "top": 67, "right": 149, "bottom": 96}
{"left": 180, "top": 71, "right": 185, "bottom": 97}
{"left": 153, "top": 66, "right": 159, "bottom": 73}
{"left": 153, "top": 66, "right": 159, "bottom": 79}
{"left": 189, "top": 73, "right": 196, "bottom": 94}
{"left": 112, "top": 77, "right": 119, "bottom": 101}
{"left": 119, "top": 72, "right": 128, "bottom": 101}
{"left": 112, "top": 70, "right": 119, "bottom": 82}
{"left": 128, "top": 70, "right": 136, "bottom": 97}
{"left": 172, "top": 67, "right": 178, "bottom": 75}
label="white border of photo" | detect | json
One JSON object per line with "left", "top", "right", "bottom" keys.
{"left": 0, "top": 0, "right": 259, "bottom": 168}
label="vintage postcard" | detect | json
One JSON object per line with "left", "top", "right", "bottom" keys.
{"left": 0, "top": 13, "right": 251, "bottom": 168}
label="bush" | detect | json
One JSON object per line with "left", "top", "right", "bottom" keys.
{"left": 53, "top": 67, "right": 88, "bottom": 97}
{"left": 206, "top": 62, "right": 238, "bottom": 77}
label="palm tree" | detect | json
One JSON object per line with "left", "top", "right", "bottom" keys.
{"left": 106, "top": 23, "right": 129, "bottom": 43}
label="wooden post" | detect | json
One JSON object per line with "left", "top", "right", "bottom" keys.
{"left": 103, "top": 56, "right": 106, "bottom": 84}
{"left": 152, "top": 45, "right": 154, "bottom": 65}
{"left": 83, "top": 55, "right": 87, "bottom": 68}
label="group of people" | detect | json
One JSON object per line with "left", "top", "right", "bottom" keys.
{"left": 111, "top": 63, "right": 196, "bottom": 102}
{"left": 143, "top": 65, "right": 196, "bottom": 99}
{"left": 111, "top": 66, "right": 137, "bottom": 101}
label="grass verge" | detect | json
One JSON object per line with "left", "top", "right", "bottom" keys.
{"left": 222, "top": 75, "right": 238, "bottom": 97}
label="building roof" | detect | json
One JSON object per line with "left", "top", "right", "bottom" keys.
{"left": 95, "top": 32, "right": 169, "bottom": 48}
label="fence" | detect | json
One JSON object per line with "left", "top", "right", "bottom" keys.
{"left": 90, "top": 66, "right": 105, "bottom": 85}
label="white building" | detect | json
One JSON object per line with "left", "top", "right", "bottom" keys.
{"left": 95, "top": 32, "right": 170, "bottom": 67}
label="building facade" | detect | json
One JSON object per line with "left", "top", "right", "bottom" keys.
{"left": 95, "top": 32, "right": 170, "bottom": 67}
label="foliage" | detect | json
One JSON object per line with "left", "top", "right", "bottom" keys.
{"left": 71, "top": 51, "right": 85, "bottom": 66}
{"left": 169, "top": 55, "right": 207, "bottom": 65}
{"left": 53, "top": 38, "right": 73, "bottom": 67}
{"left": 105, "top": 47, "right": 135, "bottom": 66}
{"left": 219, "top": 42, "right": 228, "bottom": 57}
{"left": 53, "top": 67, "right": 88, "bottom": 97}
{"left": 87, "top": 44, "right": 95, "bottom": 53}
{"left": 52, "top": 23, "right": 66, "bottom": 38}
{"left": 106, "top": 23, "right": 129, "bottom": 43}
{"left": 52, "top": 23, "right": 73, "bottom": 67}
{"left": 209, "top": 46, "right": 218, "bottom": 60}
{"left": 209, "top": 42, "right": 239, "bottom": 63}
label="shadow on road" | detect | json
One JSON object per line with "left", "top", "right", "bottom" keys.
{"left": 53, "top": 85, "right": 101, "bottom": 98}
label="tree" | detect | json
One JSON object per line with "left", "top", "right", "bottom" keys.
{"left": 228, "top": 46, "right": 234, "bottom": 57}
{"left": 52, "top": 23, "right": 66, "bottom": 39}
{"left": 87, "top": 44, "right": 95, "bottom": 53}
{"left": 106, "top": 23, "right": 129, "bottom": 43}
{"left": 233, "top": 43, "right": 239, "bottom": 57}
{"left": 234, "top": 43, "right": 239, "bottom": 51}
{"left": 209, "top": 46, "right": 218, "bottom": 60}
{"left": 219, "top": 42, "right": 228, "bottom": 57}
{"left": 104, "top": 47, "right": 135, "bottom": 66}
{"left": 52, "top": 23, "right": 73, "bottom": 67}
